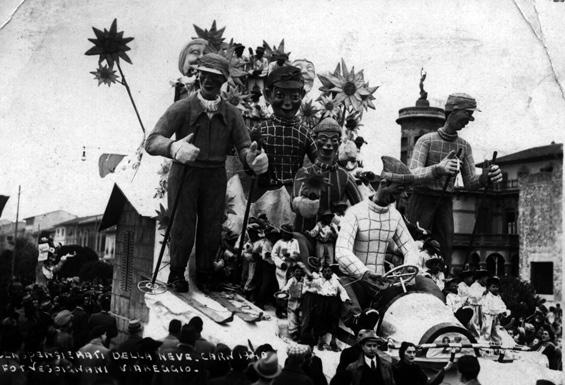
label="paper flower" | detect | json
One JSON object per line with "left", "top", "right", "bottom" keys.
{"left": 85, "top": 19, "right": 134, "bottom": 67}
{"left": 193, "top": 20, "right": 226, "bottom": 52}
{"left": 318, "top": 94, "right": 341, "bottom": 118}
{"left": 299, "top": 100, "right": 321, "bottom": 129}
{"left": 90, "top": 65, "right": 119, "bottom": 87}
{"left": 318, "top": 59, "right": 378, "bottom": 112}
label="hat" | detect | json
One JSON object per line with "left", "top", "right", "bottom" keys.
{"left": 255, "top": 46, "right": 265, "bottom": 54}
{"left": 234, "top": 43, "right": 245, "bottom": 50}
{"left": 196, "top": 53, "right": 230, "bottom": 80}
{"left": 486, "top": 276, "right": 501, "bottom": 287}
{"left": 280, "top": 224, "right": 294, "bottom": 235}
{"left": 265, "top": 65, "right": 304, "bottom": 89}
{"left": 423, "top": 239, "right": 441, "bottom": 255}
{"left": 313, "top": 117, "right": 341, "bottom": 135}
{"left": 128, "top": 319, "right": 143, "bottom": 334}
{"left": 333, "top": 200, "right": 348, "bottom": 209}
{"left": 444, "top": 93, "right": 481, "bottom": 112}
{"left": 308, "top": 256, "right": 322, "bottom": 270}
{"left": 178, "top": 38, "right": 209, "bottom": 75}
{"left": 357, "top": 329, "right": 381, "bottom": 345}
{"left": 459, "top": 267, "right": 474, "bottom": 279}
{"left": 474, "top": 269, "right": 489, "bottom": 279}
{"left": 425, "top": 256, "right": 444, "bottom": 269}
{"left": 319, "top": 209, "right": 334, "bottom": 217}
{"left": 252, "top": 351, "right": 281, "bottom": 379}
{"left": 54, "top": 310, "right": 73, "bottom": 327}
{"left": 287, "top": 344, "right": 311, "bottom": 357}
{"left": 380, "top": 156, "right": 414, "bottom": 185}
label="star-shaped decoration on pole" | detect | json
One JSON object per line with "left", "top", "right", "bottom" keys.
{"left": 85, "top": 18, "right": 134, "bottom": 67}
{"left": 90, "top": 65, "right": 119, "bottom": 87}
{"left": 85, "top": 18, "right": 145, "bottom": 179}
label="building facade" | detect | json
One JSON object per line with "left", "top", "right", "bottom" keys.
{"left": 23, "top": 210, "right": 77, "bottom": 239}
{"left": 53, "top": 214, "right": 113, "bottom": 258}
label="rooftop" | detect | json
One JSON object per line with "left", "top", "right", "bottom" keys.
{"left": 477, "top": 142, "right": 563, "bottom": 167}
{"left": 56, "top": 214, "right": 103, "bottom": 227}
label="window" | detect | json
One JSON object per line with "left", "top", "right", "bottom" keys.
{"left": 530, "top": 262, "right": 553, "bottom": 295}
{"left": 505, "top": 211, "right": 517, "bottom": 234}
{"left": 518, "top": 166, "right": 530, "bottom": 178}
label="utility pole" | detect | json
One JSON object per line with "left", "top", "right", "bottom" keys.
{"left": 11, "top": 185, "right": 21, "bottom": 279}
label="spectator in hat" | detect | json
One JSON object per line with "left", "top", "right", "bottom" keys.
{"left": 479, "top": 276, "right": 510, "bottom": 343}
{"left": 331, "top": 329, "right": 395, "bottom": 385}
{"left": 272, "top": 224, "right": 301, "bottom": 289}
{"left": 272, "top": 344, "right": 314, "bottom": 385}
{"left": 117, "top": 319, "right": 143, "bottom": 352}
{"left": 159, "top": 318, "right": 181, "bottom": 353}
{"left": 335, "top": 156, "right": 420, "bottom": 328}
{"left": 393, "top": 341, "right": 453, "bottom": 385}
{"left": 406, "top": 93, "right": 503, "bottom": 268}
{"left": 145, "top": 52, "right": 269, "bottom": 293}
{"left": 88, "top": 294, "right": 117, "bottom": 347}
{"left": 456, "top": 355, "right": 481, "bottom": 385}
{"left": 293, "top": 117, "right": 362, "bottom": 234}
{"left": 53, "top": 309, "right": 74, "bottom": 350}
{"left": 248, "top": 46, "right": 269, "bottom": 93}
{"left": 307, "top": 209, "right": 339, "bottom": 265}
{"left": 251, "top": 65, "right": 317, "bottom": 228}
{"left": 251, "top": 351, "right": 282, "bottom": 385}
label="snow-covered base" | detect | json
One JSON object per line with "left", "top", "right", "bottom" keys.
{"left": 141, "top": 285, "right": 343, "bottom": 379}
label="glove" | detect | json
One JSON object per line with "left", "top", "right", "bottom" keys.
{"left": 170, "top": 133, "right": 200, "bottom": 164}
{"left": 436, "top": 150, "right": 459, "bottom": 176}
{"left": 246, "top": 141, "right": 269, "bottom": 175}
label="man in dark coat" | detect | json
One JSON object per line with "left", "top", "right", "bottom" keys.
{"left": 331, "top": 330, "right": 395, "bottom": 385}
{"left": 87, "top": 294, "right": 117, "bottom": 347}
{"left": 145, "top": 53, "right": 268, "bottom": 293}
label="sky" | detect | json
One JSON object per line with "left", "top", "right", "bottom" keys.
{"left": 1, "top": 0, "right": 564, "bottom": 220}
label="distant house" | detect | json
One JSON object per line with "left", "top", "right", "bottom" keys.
{"left": 0, "top": 220, "right": 26, "bottom": 251}
{"left": 23, "top": 210, "right": 77, "bottom": 239}
{"left": 53, "top": 214, "right": 114, "bottom": 258}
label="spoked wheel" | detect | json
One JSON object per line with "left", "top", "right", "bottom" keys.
{"left": 137, "top": 280, "right": 168, "bottom": 295}
{"left": 382, "top": 265, "right": 419, "bottom": 293}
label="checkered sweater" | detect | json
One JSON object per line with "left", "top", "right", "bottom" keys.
{"left": 409, "top": 128, "right": 483, "bottom": 193}
{"left": 253, "top": 116, "right": 317, "bottom": 183}
{"left": 335, "top": 199, "right": 419, "bottom": 278}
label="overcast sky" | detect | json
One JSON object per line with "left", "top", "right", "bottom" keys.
{"left": 1, "top": 0, "right": 564, "bottom": 220}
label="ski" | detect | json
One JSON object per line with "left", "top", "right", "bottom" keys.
{"left": 176, "top": 292, "right": 234, "bottom": 325}
{"left": 208, "top": 291, "right": 263, "bottom": 323}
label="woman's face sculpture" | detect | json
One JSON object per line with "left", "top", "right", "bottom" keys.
{"left": 292, "top": 59, "right": 316, "bottom": 93}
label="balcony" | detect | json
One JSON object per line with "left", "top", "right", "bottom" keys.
{"left": 452, "top": 233, "right": 519, "bottom": 249}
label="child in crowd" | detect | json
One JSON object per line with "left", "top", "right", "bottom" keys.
{"left": 480, "top": 276, "right": 510, "bottom": 343}
{"left": 272, "top": 224, "right": 301, "bottom": 290}
{"left": 444, "top": 277, "right": 473, "bottom": 327}
{"left": 332, "top": 200, "right": 348, "bottom": 229}
{"left": 281, "top": 265, "right": 305, "bottom": 341}
{"left": 467, "top": 269, "right": 489, "bottom": 338}
{"left": 304, "top": 263, "right": 349, "bottom": 351}
{"left": 307, "top": 210, "right": 339, "bottom": 266}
